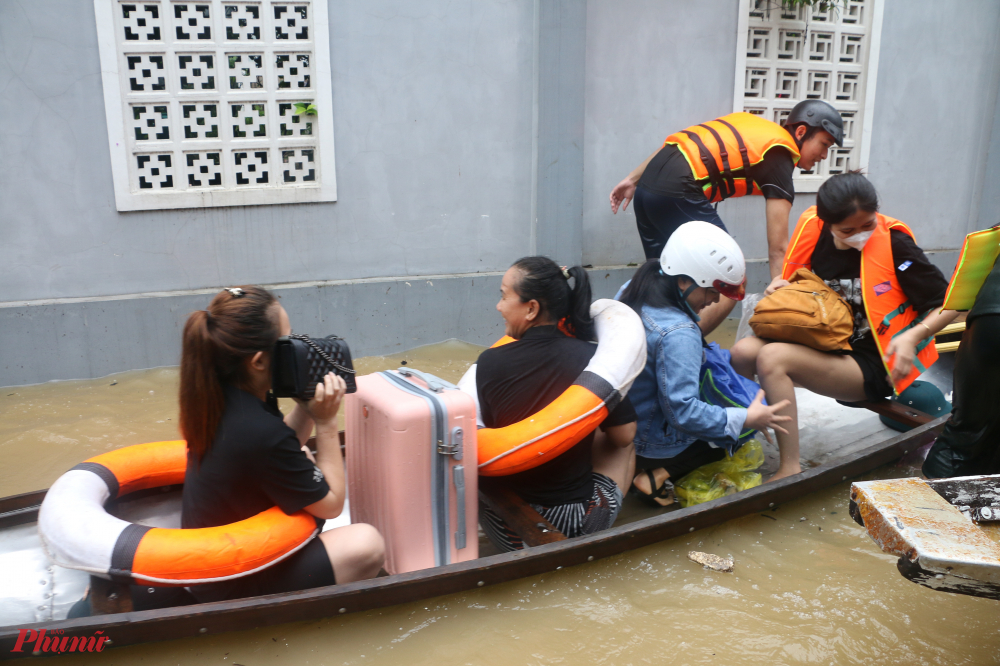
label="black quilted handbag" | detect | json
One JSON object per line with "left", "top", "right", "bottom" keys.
{"left": 272, "top": 334, "right": 357, "bottom": 399}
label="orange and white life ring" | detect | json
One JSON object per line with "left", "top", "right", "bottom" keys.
{"left": 38, "top": 441, "right": 318, "bottom": 586}
{"left": 458, "top": 299, "right": 646, "bottom": 476}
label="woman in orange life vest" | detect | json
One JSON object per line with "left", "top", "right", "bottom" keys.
{"left": 179, "top": 286, "right": 384, "bottom": 602}
{"left": 729, "top": 173, "right": 960, "bottom": 481}
{"left": 609, "top": 100, "right": 843, "bottom": 336}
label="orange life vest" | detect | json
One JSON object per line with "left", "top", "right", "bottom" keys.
{"left": 782, "top": 207, "right": 938, "bottom": 394}
{"left": 664, "top": 112, "right": 801, "bottom": 203}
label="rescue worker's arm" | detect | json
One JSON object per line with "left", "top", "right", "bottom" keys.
{"left": 610, "top": 148, "right": 661, "bottom": 214}
{"left": 765, "top": 197, "right": 792, "bottom": 280}
{"left": 884, "top": 308, "right": 961, "bottom": 384}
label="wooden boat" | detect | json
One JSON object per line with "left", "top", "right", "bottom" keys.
{"left": 0, "top": 390, "right": 946, "bottom": 655}
{"left": 850, "top": 474, "right": 1000, "bottom": 600}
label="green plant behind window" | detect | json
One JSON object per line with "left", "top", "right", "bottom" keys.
{"left": 292, "top": 102, "right": 317, "bottom": 116}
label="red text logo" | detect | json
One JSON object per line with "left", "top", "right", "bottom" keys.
{"left": 10, "top": 629, "right": 110, "bottom": 654}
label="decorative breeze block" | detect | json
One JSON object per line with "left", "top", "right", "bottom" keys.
{"left": 738, "top": 0, "right": 878, "bottom": 183}
{"left": 97, "top": 0, "right": 337, "bottom": 209}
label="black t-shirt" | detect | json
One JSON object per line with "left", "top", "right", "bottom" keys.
{"left": 969, "top": 254, "right": 1000, "bottom": 322}
{"left": 181, "top": 385, "right": 330, "bottom": 530}
{"left": 476, "top": 325, "right": 636, "bottom": 506}
{"left": 638, "top": 143, "right": 796, "bottom": 203}
{"left": 809, "top": 225, "right": 949, "bottom": 358}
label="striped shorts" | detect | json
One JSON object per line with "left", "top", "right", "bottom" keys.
{"left": 479, "top": 473, "right": 624, "bottom": 552}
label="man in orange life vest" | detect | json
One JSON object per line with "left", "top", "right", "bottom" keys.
{"left": 609, "top": 99, "right": 844, "bottom": 334}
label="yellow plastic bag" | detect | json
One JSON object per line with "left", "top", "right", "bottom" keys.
{"left": 674, "top": 440, "right": 764, "bottom": 508}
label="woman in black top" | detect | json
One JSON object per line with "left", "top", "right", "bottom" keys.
{"left": 476, "top": 258, "right": 637, "bottom": 551}
{"left": 179, "top": 286, "right": 384, "bottom": 602}
{"left": 730, "top": 174, "right": 959, "bottom": 481}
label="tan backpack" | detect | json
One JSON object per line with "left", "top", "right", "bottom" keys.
{"left": 749, "top": 268, "right": 853, "bottom": 351}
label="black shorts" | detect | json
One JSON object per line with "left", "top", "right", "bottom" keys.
{"left": 636, "top": 440, "right": 726, "bottom": 480}
{"left": 479, "top": 473, "right": 623, "bottom": 552}
{"left": 842, "top": 348, "right": 893, "bottom": 401}
{"left": 188, "top": 536, "right": 335, "bottom": 603}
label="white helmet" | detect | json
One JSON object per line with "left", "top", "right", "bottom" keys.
{"left": 659, "top": 221, "right": 747, "bottom": 301}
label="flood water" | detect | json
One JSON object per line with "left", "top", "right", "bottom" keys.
{"left": 4, "top": 329, "right": 1000, "bottom": 665}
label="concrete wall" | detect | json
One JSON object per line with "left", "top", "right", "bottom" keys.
{"left": 3, "top": 0, "right": 999, "bottom": 386}
{"left": 0, "top": 267, "right": 635, "bottom": 386}
{"left": 582, "top": 0, "right": 1000, "bottom": 267}
{"left": 978, "top": 61, "right": 1000, "bottom": 231}
{"left": 582, "top": 0, "right": 741, "bottom": 267}
{"left": 0, "top": 1, "right": 538, "bottom": 303}
{"left": 866, "top": 0, "right": 1000, "bottom": 241}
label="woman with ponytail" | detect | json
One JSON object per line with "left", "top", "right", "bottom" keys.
{"left": 475, "top": 258, "right": 637, "bottom": 551}
{"left": 731, "top": 172, "right": 957, "bottom": 480}
{"left": 179, "top": 286, "right": 383, "bottom": 602}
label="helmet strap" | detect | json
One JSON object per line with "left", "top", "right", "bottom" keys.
{"left": 678, "top": 282, "right": 701, "bottom": 323}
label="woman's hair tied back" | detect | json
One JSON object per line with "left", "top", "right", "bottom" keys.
{"left": 180, "top": 285, "right": 281, "bottom": 460}
{"left": 511, "top": 256, "right": 595, "bottom": 341}
{"left": 816, "top": 169, "right": 879, "bottom": 225}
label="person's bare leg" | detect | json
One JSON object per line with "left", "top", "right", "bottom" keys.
{"left": 730, "top": 336, "right": 767, "bottom": 379}
{"left": 755, "top": 343, "right": 868, "bottom": 482}
{"left": 592, "top": 428, "right": 636, "bottom": 494}
{"left": 698, "top": 297, "right": 738, "bottom": 336}
{"left": 319, "top": 523, "right": 385, "bottom": 584}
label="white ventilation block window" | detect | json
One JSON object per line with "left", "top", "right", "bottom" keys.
{"left": 94, "top": 1, "right": 336, "bottom": 211}
{"left": 734, "top": 0, "right": 884, "bottom": 192}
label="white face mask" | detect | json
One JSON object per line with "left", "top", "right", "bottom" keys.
{"left": 839, "top": 228, "right": 874, "bottom": 251}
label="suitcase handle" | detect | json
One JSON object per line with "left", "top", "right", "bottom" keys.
{"left": 396, "top": 368, "right": 457, "bottom": 393}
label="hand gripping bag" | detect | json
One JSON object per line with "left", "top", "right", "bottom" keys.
{"left": 699, "top": 342, "right": 763, "bottom": 451}
{"left": 749, "top": 268, "right": 853, "bottom": 351}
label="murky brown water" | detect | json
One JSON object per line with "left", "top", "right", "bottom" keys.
{"left": 5, "top": 332, "right": 1000, "bottom": 664}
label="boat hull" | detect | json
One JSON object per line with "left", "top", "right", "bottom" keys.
{"left": 0, "top": 417, "right": 946, "bottom": 656}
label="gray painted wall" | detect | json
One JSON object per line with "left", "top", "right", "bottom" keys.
{"left": 0, "top": 1, "right": 538, "bottom": 303}
{"left": 582, "top": 0, "right": 741, "bottom": 266}
{"left": 582, "top": 0, "right": 1000, "bottom": 266}
{"left": 0, "top": 267, "right": 636, "bottom": 386}
{"left": 866, "top": 0, "right": 1000, "bottom": 242}
{"left": 978, "top": 61, "right": 1000, "bottom": 231}
{"left": 2, "top": 0, "right": 998, "bottom": 386}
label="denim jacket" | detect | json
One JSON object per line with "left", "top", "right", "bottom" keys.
{"left": 626, "top": 302, "right": 747, "bottom": 460}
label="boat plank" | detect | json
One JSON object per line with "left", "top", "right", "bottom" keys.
{"left": 478, "top": 478, "right": 566, "bottom": 547}
{"left": 897, "top": 556, "right": 1000, "bottom": 601}
{"left": 925, "top": 476, "right": 1000, "bottom": 509}
{"left": 850, "top": 399, "right": 933, "bottom": 429}
{"left": 0, "top": 490, "right": 46, "bottom": 529}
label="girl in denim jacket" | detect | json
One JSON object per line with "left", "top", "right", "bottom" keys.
{"left": 619, "top": 222, "right": 790, "bottom": 506}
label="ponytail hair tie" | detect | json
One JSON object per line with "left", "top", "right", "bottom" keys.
{"left": 561, "top": 266, "right": 571, "bottom": 280}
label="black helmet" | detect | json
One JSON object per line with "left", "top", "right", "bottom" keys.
{"left": 786, "top": 100, "right": 844, "bottom": 147}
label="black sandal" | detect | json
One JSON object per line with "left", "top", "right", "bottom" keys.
{"left": 630, "top": 469, "right": 675, "bottom": 508}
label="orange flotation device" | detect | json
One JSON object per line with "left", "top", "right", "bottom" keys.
{"left": 461, "top": 300, "right": 646, "bottom": 476}
{"left": 38, "top": 441, "right": 318, "bottom": 586}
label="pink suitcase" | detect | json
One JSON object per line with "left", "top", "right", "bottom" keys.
{"left": 344, "top": 368, "right": 478, "bottom": 574}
